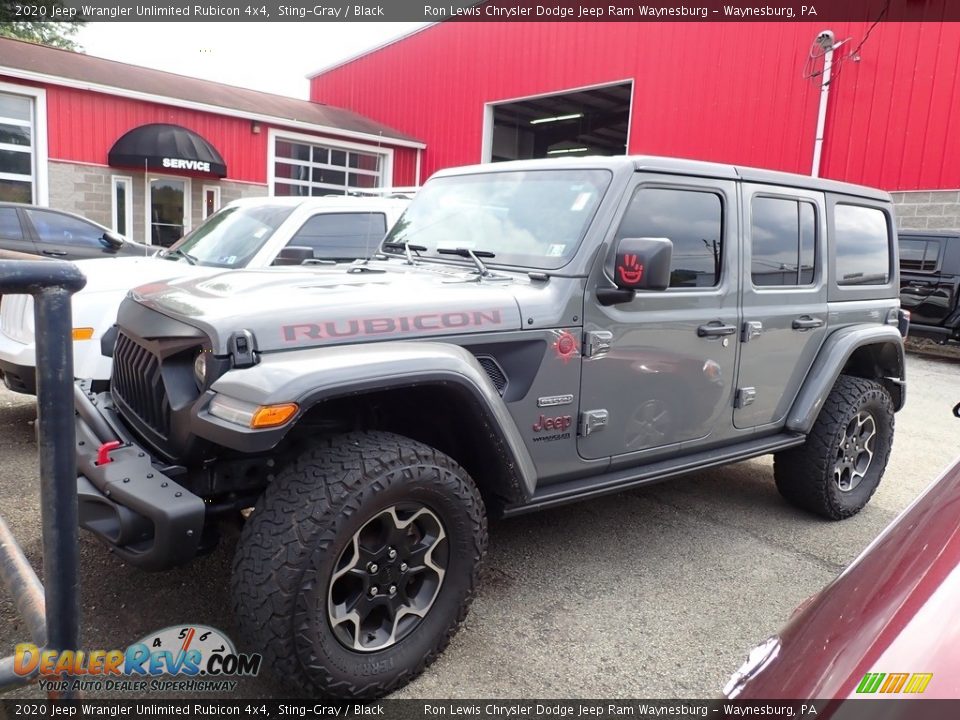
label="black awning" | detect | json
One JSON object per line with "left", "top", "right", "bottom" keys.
{"left": 108, "top": 123, "right": 227, "bottom": 177}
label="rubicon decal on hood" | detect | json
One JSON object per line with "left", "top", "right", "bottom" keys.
{"left": 282, "top": 309, "right": 507, "bottom": 343}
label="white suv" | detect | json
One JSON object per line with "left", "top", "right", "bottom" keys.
{"left": 0, "top": 195, "right": 409, "bottom": 394}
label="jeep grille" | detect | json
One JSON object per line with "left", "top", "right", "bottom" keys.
{"left": 112, "top": 332, "right": 170, "bottom": 438}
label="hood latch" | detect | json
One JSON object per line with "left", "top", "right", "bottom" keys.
{"left": 228, "top": 329, "right": 258, "bottom": 368}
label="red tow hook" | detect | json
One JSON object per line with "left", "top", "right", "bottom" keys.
{"left": 95, "top": 440, "right": 123, "bottom": 466}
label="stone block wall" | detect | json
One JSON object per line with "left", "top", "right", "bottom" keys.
{"left": 48, "top": 160, "right": 268, "bottom": 244}
{"left": 891, "top": 190, "right": 960, "bottom": 233}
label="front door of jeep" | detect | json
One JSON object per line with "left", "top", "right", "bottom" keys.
{"left": 734, "top": 185, "right": 828, "bottom": 429}
{"left": 579, "top": 176, "right": 740, "bottom": 461}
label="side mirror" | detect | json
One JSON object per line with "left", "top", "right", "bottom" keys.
{"left": 102, "top": 231, "right": 124, "bottom": 249}
{"left": 272, "top": 246, "right": 314, "bottom": 266}
{"left": 598, "top": 237, "right": 673, "bottom": 306}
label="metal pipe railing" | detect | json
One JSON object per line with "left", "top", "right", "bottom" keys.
{"left": 0, "top": 258, "right": 86, "bottom": 697}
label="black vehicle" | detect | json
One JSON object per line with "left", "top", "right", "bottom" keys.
{"left": 0, "top": 202, "right": 152, "bottom": 260}
{"left": 898, "top": 230, "right": 960, "bottom": 341}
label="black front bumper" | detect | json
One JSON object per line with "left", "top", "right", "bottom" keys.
{"left": 0, "top": 358, "right": 36, "bottom": 395}
{"left": 74, "top": 382, "right": 205, "bottom": 571}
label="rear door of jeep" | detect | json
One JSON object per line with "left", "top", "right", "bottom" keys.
{"left": 734, "top": 185, "right": 829, "bottom": 429}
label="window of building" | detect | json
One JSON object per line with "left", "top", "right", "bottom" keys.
{"left": 202, "top": 186, "right": 221, "bottom": 220}
{"left": 272, "top": 135, "right": 386, "bottom": 196}
{"left": 835, "top": 204, "right": 891, "bottom": 286}
{"left": 0, "top": 91, "right": 35, "bottom": 203}
{"left": 111, "top": 176, "right": 133, "bottom": 238}
{"left": 898, "top": 237, "right": 941, "bottom": 273}
{"left": 149, "top": 177, "right": 189, "bottom": 247}
{"left": 287, "top": 212, "right": 387, "bottom": 261}
{"left": 751, "top": 197, "right": 817, "bottom": 287}
{"left": 617, "top": 187, "right": 723, "bottom": 288}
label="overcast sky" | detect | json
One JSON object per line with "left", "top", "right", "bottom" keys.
{"left": 76, "top": 23, "right": 429, "bottom": 98}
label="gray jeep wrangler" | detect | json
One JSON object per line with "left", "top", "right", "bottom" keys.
{"left": 74, "top": 156, "right": 907, "bottom": 698}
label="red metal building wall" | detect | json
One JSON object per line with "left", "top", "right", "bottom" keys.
{"left": 42, "top": 85, "right": 269, "bottom": 183}
{"left": 310, "top": 16, "right": 960, "bottom": 191}
{"left": 34, "top": 84, "right": 418, "bottom": 187}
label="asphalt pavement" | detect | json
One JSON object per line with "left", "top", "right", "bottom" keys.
{"left": 1, "top": 349, "right": 958, "bottom": 699}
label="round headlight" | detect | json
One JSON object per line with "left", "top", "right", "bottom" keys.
{"left": 194, "top": 351, "right": 207, "bottom": 387}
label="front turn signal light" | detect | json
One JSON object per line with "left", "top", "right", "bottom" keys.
{"left": 72, "top": 327, "right": 95, "bottom": 341}
{"left": 250, "top": 403, "right": 299, "bottom": 429}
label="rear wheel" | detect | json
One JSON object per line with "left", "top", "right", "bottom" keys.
{"left": 774, "top": 375, "right": 894, "bottom": 520}
{"left": 231, "top": 431, "right": 487, "bottom": 698}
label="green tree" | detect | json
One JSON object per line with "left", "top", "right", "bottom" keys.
{"left": 0, "top": 1, "right": 84, "bottom": 50}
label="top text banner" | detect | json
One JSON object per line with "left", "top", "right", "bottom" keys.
{"left": 2, "top": 0, "right": 956, "bottom": 23}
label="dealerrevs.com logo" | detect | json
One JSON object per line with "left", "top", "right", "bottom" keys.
{"left": 14, "top": 624, "right": 261, "bottom": 693}
{"left": 856, "top": 672, "right": 933, "bottom": 694}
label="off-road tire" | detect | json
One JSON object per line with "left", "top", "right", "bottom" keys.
{"left": 774, "top": 375, "right": 894, "bottom": 520}
{"left": 231, "top": 431, "right": 487, "bottom": 698}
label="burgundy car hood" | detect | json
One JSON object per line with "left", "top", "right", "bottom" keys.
{"left": 731, "top": 456, "right": 960, "bottom": 702}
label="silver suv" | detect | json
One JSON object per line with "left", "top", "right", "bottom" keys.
{"left": 72, "top": 156, "right": 907, "bottom": 699}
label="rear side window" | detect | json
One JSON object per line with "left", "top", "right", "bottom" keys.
{"left": 288, "top": 212, "right": 387, "bottom": 261}
{"left": 834, "top": 205, "right": 891, "bottom": 286}
{"left": 0, "top": 207, "right": 22, "bottom": 240}
{"left": 617, "top": 188, "right": 723, "bottom": 288}
{"left": 750, "top": 197, "right": 817, "bottom": 286}
{"left": 899, "top": 237, "right": 941, "bottom": 272}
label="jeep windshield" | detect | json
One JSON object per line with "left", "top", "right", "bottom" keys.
{"left": 162, "top": 204, "right": 295, "bottom": 268}
{"left": 381, "top": 169, "right": 612, "bottom": 270}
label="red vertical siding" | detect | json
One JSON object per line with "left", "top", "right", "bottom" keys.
{"left": 311, "top": 13, "right": 960, "bottom": 191}
{"left": 391, "top": 147, "right": 419, "bottom": 186}
{"left": 41, "top": 85, "right": 269, "bottom": 183}
{"left": 28, "top": 84, "right": 413, "bottom": 187}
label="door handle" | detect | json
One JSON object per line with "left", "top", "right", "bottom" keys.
{"left": 792, "top": 316, "right": 824, "bottom": 330}
{"left": 41, "top": 250, "right": 67, "bottom": 257}
{"left": 908, "top": 280, "right": 932, "bottom": 287}
{"left": 697, "top": 323, "right": 737, "bottom": 338}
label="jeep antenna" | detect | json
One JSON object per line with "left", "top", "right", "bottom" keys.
{"left": 360, "top": 131, "right": 386, "bottom": 264}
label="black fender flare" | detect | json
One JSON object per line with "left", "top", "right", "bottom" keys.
{"left": 786, "top": 325, "right": 905, "bottom": 434}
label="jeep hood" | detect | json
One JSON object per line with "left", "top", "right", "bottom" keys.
{"left": 129, "top": 263, "right": 526, "bottom": 353}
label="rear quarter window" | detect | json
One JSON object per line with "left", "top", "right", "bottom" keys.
{"left": 834, "top": 204, "right": 891, "bottom": 286}
{"left": 0, "top": 207, "right": 22, "bottom": 240}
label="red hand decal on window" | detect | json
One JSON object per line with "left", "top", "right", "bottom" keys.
{"left": 618, "top": 254, "right": 644, "bottom": 285}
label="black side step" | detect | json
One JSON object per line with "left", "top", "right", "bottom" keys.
{"left": 502, "top": 432, "right": 805, "bottom": 517}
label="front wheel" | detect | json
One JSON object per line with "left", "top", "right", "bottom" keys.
{"left": 774, "top": 375, "right": 894, "bottom": 520}
{"left": 232, "top": 431, "right": 487, "bottom": 698}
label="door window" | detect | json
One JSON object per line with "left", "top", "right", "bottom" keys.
{"left": 112, "top": 176, "right": 132, "bottom": 237}
{"left": 616, "top": 187, "right": 723, "bottom": 287}
{"left": 898, "top": 237, "right": 941, "bottom": 272}
{"left": 835, "top": 205, "right": 891, "bottom": 285}
{"left": 287, "top": 212, "right": 387, "bottom": 260}
{"left": 150, "top": 178, "right": 187, "bottom": 247}
{"left": 25, "top": 209, "right": 105, "bottom": 247}
{"left": 203, "top": 186, "right": 221, "bottom": 220}
{"left": 0, "top": 207, "right": 23, "bottom": 240}
{"left": 750, "top": 197, "right": 817, "bottom": 286}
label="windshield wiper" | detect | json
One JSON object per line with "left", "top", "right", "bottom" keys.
{"left": 437, "top": 247, "right": 495, "bottom": 276}
{"left": 382, "top": 241, "right": 427, "bottom": 265}
{"left": 161, "top": 248, "right": 198, "bottom": 265}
